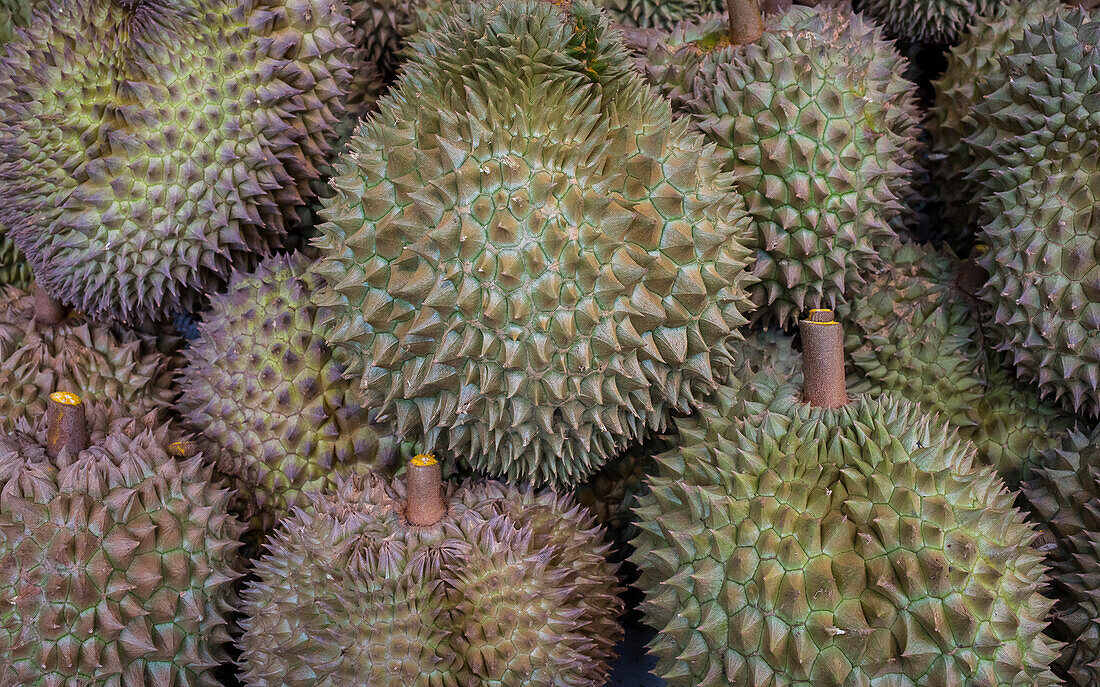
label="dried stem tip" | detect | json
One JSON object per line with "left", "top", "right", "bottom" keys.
{"left": 800, "top": 309, "right": 847, "bottom": 408}
{"left": 46, "top": 391, "right": 87, "bottom": 458}
{"left": 34, "top": 284, "right": 66, "bottom": 325}
{"left": 726, "top": 0, "right": 763, "bottom": 45}
{"left": 406, "top": 454, "right": 446, "bottom": 526}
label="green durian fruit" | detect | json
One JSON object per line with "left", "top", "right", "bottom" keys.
{"left": 643, "top": 5, "right": 920, "bottom": 327}
{"left": 0, "top": 230, "right": 29, "bottom": 289}
{"left": 176, "top": 254, "right": 411, "bottom": 531}
{"left": 632, "top": 362, "right": 1060, "bottom": 685}
{"left": 964, "top": 11, "right": 1100, "bottom": 416}
{"left": 929, "top": 0, "right": 1067, "bottom": 246}
{"left": 1023, "top": 426, "right": 1100, "bottom": 685}
{"left": 311, "top": 0, "right": 757, "bottom": 487}
{"left": 0, "top": 410, "right": 245, "bottom": 687}
{"left": 0, "top": 0, "right": 354, "bottom": 324}
{"left": 0, "top": 286, "right": 175, "bottom": 433}
{"left": 855, "top": 0, "right": 1008, "bottom": 44}
{"left": 240, "top": 470, "right": 623, "bottom": 687}
{"left": 598, "top": 0, "right": 723, "bottom": 29}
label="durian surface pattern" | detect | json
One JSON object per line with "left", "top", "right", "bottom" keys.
{"left": 857, "top": 0, "right": 1008, "bottom": 44}
{"left": 0, "top": 0, "right": 353, "bottom": 323}
{"left": 176, "top": 254, "right": 408, "bottom": 530}
{"left": 632, "top": 383, "right": 1060, "bottom": 685}
{"left": 642, "top": 6, "right": 920, "bottom": 326}
{"left": 0, "top": 414, "right": 245, "bottom": 687}
{"left": 240, "top": 473, "right": 623, "bottom": 687}
{"left": 311, "top": 0, "right": 757, "bottom": 487}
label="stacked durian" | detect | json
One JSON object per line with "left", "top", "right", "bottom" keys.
{"left": 2, "top": 0, "right": 1100, "bottom": 684}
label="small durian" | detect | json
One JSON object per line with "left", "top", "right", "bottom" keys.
{"left": 240, "top": 455, "right": 624, "bottom": 687}
{"left": 0, "top": 393, "right": 245, "bottom": 687}
{"left": 642, "top": 1, "right": 920, "bottom": 326}
{"left": 632, "top": 310, "right": 1060, "bottom": 686}
{"left": 311, "top": 0, "right": 756, "bottom": 487}
{"left": 176, "top": 254, "right": 411, "bottom": 531}
{"left": 0, "top": 284, "right": 174, "bottom": 433}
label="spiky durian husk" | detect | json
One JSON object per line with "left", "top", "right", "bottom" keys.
{"left": 1023, "top": 427, "right": 1100, "bottom": 685}
{"left": 632, "top": 386, "right": 1060, "bottom": 686}
{"left": 0, "top": 0, "right": 30, "bottom": 43}
{"left": 856, "top": 0, "right": 1008, "bottom": 44}
{"left": 0, "top": 231, "right": 29, "bottom": 289}
{"left": 928, "top": 0, "right": 1066, "bottom": 246}
{"left": 311, "top": 0, "right": 756, "bottom": 487}
{"left": 0, "top": 0, "right": 353, "bottom": 325}
{"left": 643, "top": 6, "right": 919, "bottom": 327}
{"left": 0, "top": 413, "right": 245, "bottom": 687}
{"left": 597, "top": 0, "right": 722, "bottom": 29}
{"left": 0, "top": 286, "right": 174, "bottom": 433}
{"left": 176, "top": 254, "right": 410, "bottom": 531}
{"left": 240, "top": 474, "right": 623, "bottom": 687}
{"left": 964, "top": 12, "right": 1100, "bottom": 415}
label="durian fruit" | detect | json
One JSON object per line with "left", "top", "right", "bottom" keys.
{"left": 643, "top": 3, "right": 920, "bottom": 327}
{"left": 632, "top": 310, "right": 1060, "bottom": 686}
{"left": 239, "top": 455, "right": 624, "bottom": 687}
{"left": 928, "top": 0, "right": 1067, "bottom": 246}
{"left": 176, "top": 253, "right": 409, "bottom": 531}
{"left": 0, "top": 393, "right": 245, "bottom": 686}
{"left": 964, "top": 11, "right": 1100, "bottom": 416}
{"left": 597, "top": 0, "right": 723, "bottom": 30}
{"left": 855, "top": 0, "right": 1008, "bottom": 44}
{"left": 0, "top": 231, "right": 29, "bottom": 289}
{"left": 0, "top": 0, "right": 354, "bottom": 324}
{"left": 1023, "top": 426, "right": 1100, "bottom": 685}
{"left": 311, "top": 0, "right": 757, "bottom": 487}
{"left": 0, "top": 285, "right": 174, "bottom": 433}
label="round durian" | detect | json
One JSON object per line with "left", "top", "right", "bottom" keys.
{"left": 1023, "top": 426, "right": 1100, "bottom": 685}
{"left": 311, "top": 0, "right": 757, "bottom": 487}
{"left": 631, "top": 315, "right": 1060, "bottom": 686}
{"left": 176, "top": 253, "right": 410, "bottom": 530}
{"left": 0, "top": 0, "right": 354, "bottom": 324}
{"left": 643, "top": 5, "right": 920, "bottom": 327}
{"left": 239, "top": 462, "right": 624, "bottom": 687}
{"left": 964, "top": 11, "right": 1100, "bottom": 415}
{"left": 0, "top": 398, "right": 245, "bottom": 687}
{"left": 0, "top": 285, "right": 175, "bottom": 433}
{"left": 928, "top": 0, "right": 1066, "bottom": 246}
{"left": 856, "top": 0, "right": 1008, "bottom": 44}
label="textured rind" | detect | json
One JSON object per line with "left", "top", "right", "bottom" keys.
{"left": 311, "top": 0, "right": 757, "bottom": 487}
{"left": 0, "top": 0, "right": 30, "bottom": 43}
{"left": 0, "top": 231, "right": 29, "bottom": 289}
{"left": 596, "top": 0, "right": 723, "bottom": 29}
{"left": 240, "top": 474, "right": 624, "bottom": 687}
{"left": 632, "top": 388, "right": 1060, "bottom": 686}
{"left": 928, "top": 0, "right": 1065, "bottom": 245}
{"left": 0, "top": 414, "right": 245, "bottom": 687}
{"left": 176, "top": 254, "right": 409, "bottom": 531}
{"left": 643, "top": 6, "right": 920, "bottom": 327}
{"left": 0, "top": 0, "right": 353, "bottom": 324}
{"left": 0, "top": 286, "right": 175, "bottom": 433}
{"left": 965, "top": 12, "right": 1100, "bottom": 415}
{"left": 1023, "top": 426, "right": 1100, "bottom": 685}
{"left": 857, "top": 0, "right": 1008, "bottom": 44}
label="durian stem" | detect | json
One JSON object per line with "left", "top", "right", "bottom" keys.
{"left": 406, "top": 454, "right": 446, "bottom": 526}
{"left": 800, "top": 309, "right": 847, "bottom": 408}
{"left": 34, "top": 284, "right": 66, "bottom": 324}
{"left": 726, "top": 0, "right": 763, "bottom": 45}
{"left": 168, "top": 440, "right": 199, "bottom": 458}
{"left": 46, "top": 391, "right": 86, "bottom": 459}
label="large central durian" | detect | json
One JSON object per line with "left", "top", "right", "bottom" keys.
{"left": 311, "top": 0, "right": 756, "bottom": 487}
{"left": 0, "top": 0, "right": 353, "bottom": 323}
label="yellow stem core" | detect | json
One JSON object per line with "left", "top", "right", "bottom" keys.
{"left": 411, "top": 454, "right": 437, "bottom": 467}
{"left": 51, "top": 391, "right": 82, "bottom": 406}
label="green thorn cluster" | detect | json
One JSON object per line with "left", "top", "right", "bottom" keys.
{"left": 643, "top": 6, "right": 920, "bottom": 327}
{"left": 177, "top": 254, "right": 410, "bottom": 531}
{"left": 240, "top": 474, "right": 623, "bottom": 687}
{"left": 964, "top": 11, "right": 1100, "bottom": 415}
{"left": 311, "top": 0, "right": 756, "bottom": 487}
{"left": 0, "top": 0, "right": 353, "bottom": 324}
{"left": 0, "top": 286, "right": 175, "bottom": 434}
{"left": 0, "top": 414, "right": 245, "bottom": 687}
{"left": 858, "top": 0, "right": 1008, "bottom": 44}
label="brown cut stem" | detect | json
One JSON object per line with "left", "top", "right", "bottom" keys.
{"left": 46, "top": 391, "right": 87, "bottom": 459}
{"left": 800, "top": 309, "right": 847, "bottom": 408}
{"left": 726, "top": 0, "right": 763, "bottom": 45}
{"left": 406, "top": 455, "right": 446, "bottom": 526}
{"left": 34, "top": 284, "right": 66, "bottom": 325}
